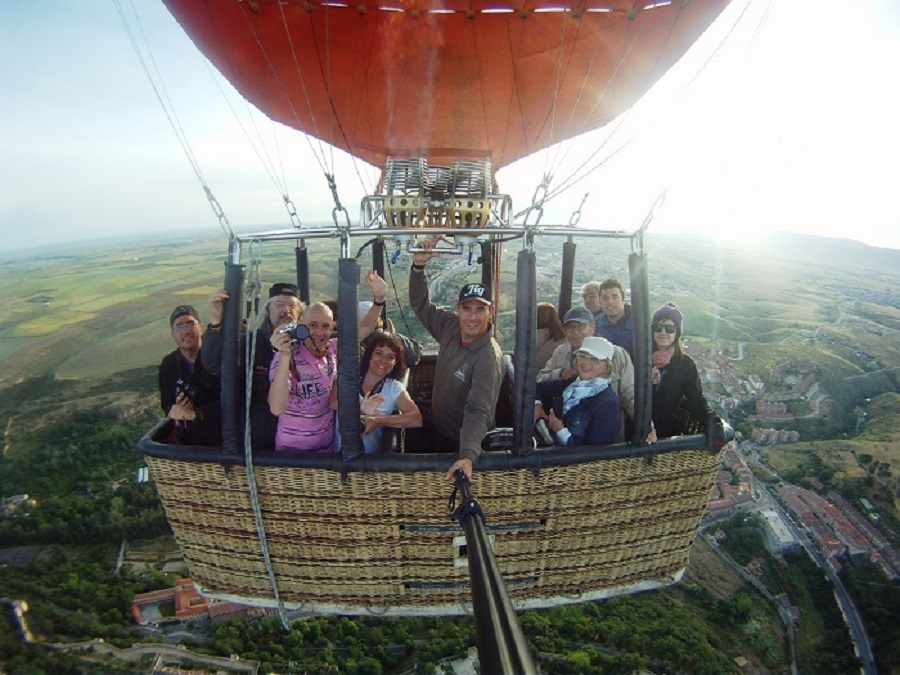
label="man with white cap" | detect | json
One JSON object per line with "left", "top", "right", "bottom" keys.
{"left": 534, "top": 335, "right": 620, "bottom": 447}
{"left": 410, "top": 237, "right": 503, "bottom": 480}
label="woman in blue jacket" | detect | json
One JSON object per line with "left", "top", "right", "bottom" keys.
{"left": 534, "top": 336, "right": 620, "bottom": 446}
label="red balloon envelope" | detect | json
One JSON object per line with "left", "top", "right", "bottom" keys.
{"left": 163, "top": 0, "right": 731, "bottom": 170}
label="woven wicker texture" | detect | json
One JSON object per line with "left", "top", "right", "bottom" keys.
{"left": 146, "top": 446, "right": 722, "bottom": 612}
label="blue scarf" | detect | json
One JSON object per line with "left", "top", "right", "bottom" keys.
{"left": 562, "top": 376, "right": 610, "bottom": 415}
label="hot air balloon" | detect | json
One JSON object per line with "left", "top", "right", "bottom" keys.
{"left": 137, "top": 0, "right": 734, "bottom": 636}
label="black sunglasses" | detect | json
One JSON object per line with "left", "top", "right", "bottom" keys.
{"left": 653, "top": 323, "right": 677, "bottom": 334}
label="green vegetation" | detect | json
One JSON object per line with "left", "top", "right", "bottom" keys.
{"left": 0, "top": 409, "right": 168, "bottom": 546}
{"left": 1, "top": 231, "right": 897, "bottom": 672}
{"left": 716, "top": 513, "right": 861, "bottom": 674}
{"left": 840, "top": 557, "right": 900, "bottom": 673}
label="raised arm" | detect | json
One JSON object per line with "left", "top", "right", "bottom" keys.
{"left": 359, "top": 270, "right": 388, "bottom": 340}
{"left": 201, "top": 289, "right": 229, "bottom": 376}
{"left": 267, "top": 331, "right": 293, "bottom": 416}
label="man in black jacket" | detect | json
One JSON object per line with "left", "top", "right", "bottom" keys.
{"left": 201, "top": 283, "right": 304, "bottom": 450}
{"left": 158, "top": 304, "right": 221, "bottom": 445}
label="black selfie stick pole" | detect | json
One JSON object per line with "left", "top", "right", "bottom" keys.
{"left": 450, "top": 469, "right": 537, "bottom": 675}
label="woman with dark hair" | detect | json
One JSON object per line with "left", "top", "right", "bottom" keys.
{"left": 345, "top": 332, "right": 423, "bottom": 454}
{"left": 651, "top": 302, "right": 713, "bottom": 438}
{"left": 536, "top": 302, "right": 566, "bottom": 370}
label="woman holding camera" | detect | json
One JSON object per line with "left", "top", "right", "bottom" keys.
{"left": 650, "top": 302, "right": 713, "bottom": 438}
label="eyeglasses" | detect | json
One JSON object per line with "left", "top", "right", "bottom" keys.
{"left": 564, "top": 322, "right": 591, "bottom": 331}
{"left": 272, "top": 300, "right": 301, "bottom": 310}
{"left": 173, "top": 320, "right": 199, "bottom": 332}
{"left": 653, "top": 323, "right": 677, "bottom": 334}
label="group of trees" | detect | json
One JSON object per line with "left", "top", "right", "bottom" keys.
{"left": 840, "top": 558, "right": 900, "bottom": 674}
{"left": 716, "top": 513, "right": 862, "bottom": 674}
{"left": 195, "top": 591, "right": 757, "bottom": 674}
{"left": 0, "top": 409, "right": 169, "bottom": 546}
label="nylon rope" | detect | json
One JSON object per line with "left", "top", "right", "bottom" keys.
{"left": 544, "top": 6, "right": 615, "bottom": 173}
{"left": 238, "top": 1, "right": 330, "bottom": 175}
{"left": 505, "top": 15, "right": 530, "bottom": 166}
{"left": 237, "top": 1, "right": 374, "bottom": 213}
{"left": 115, "top": 0, "right": 234, "bottom": 239}
{"left": 525, "top": 0, "right": 758, "bottom": 215}
{"left": 277, "top": 2, "right": 375, "bottom": 202}
{"left": 469, "top": 10, "right": 493, "bottom": 168}
{"left": 515, "top": 2, "right": 653, "bottom": 221}
{"left": 302, "top": 5, "right": 377, "bottom": 196}
{"left": 540, "top": 3, "right": 579, "bottom": 182}
{"left": 242, "top": 245, "right": 292, "bottom": 631}
{"left": 203, "top": 59, "right": 303, "bottom": 227}
{"left": 536, "top": 3, "right": 658, "bottom": 206}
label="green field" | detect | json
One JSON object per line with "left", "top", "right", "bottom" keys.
{"left": 0, "top": 229, "right": 897, "bottom": 673}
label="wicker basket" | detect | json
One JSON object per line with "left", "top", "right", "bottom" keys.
{"left": 145, "top": 444, "right": 723, "bottom": 615}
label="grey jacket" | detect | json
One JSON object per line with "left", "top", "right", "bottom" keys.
{"left": 409, "top": 267, "right": 503, "bottom": 464}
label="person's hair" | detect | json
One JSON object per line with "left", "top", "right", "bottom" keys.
{"left": 263, "top": 296, "right": 306, "bottom": 324}
{"left": 599, "top": 278, "right": 625, "bottom": 299}
{"left": 581, "top": 281, "right": 602, "bottom": 296}
{"left": 361, "top": 333, "right": 406, "bottom": 381}
{"left": 536, "top": 302, "right": 565, "bottom": 341}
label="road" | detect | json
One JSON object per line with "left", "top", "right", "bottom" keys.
{"left": 763, "top": 485, "right": 876, "bottom": 674}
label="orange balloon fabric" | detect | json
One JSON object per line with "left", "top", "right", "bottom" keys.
{"left": 164, "top": 0, "right": 731, "bottom": 169}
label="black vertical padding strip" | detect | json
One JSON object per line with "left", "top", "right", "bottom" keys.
{"left": 372, "top": 239, "right": 386, "bottom": 322}
{"left": 480, "top": 241, "right": 494, "bottom": 291}
{"left": 221, "top": 262, "right": 245, "bottom": 454}
{"left": 513, "top": 249, "right": 537, "bottom": 456}
{"left": 338, "top": 258, "right": 363, "bottom": 460}
{"left": 295, "top": 246, "right": 310, "bottom": 306}
{"left": 558, "top": 238, "right": 577, "bottom": 319}
{"left": 629, "top": 252, "right": 652, "bottom": 444}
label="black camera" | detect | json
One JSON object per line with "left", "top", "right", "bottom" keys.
{"left": 174, "top": 377, "right": 198, "bottom": 402}
{"left": 277, "top": 322, "right": 311, "bottom": 346}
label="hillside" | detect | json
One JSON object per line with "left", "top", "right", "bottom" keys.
{"left": 761, "top": 391, "right": 900, "bottom": 525}
{"left": 1, "top": 229, "right": 897, "bottom": 673}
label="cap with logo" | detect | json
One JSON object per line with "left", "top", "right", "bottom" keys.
{"left": 170, "top": 304, "right": 200, "bottom": 327}
{"left": 458, "top": 283, "right": 492, "bottom": 306}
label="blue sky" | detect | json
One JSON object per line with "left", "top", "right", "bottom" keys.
{"left": 2, "top": 0, "right": 899, "bottom": 253}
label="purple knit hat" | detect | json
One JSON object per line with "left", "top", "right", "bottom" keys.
{"left": 652, "top": 302, "right": 684, "bottom": 339}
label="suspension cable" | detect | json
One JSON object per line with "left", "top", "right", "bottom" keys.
{"left": 237, "top": 3, "right": 375, "bottom": 212}
{"left": 203, "top": 60, "right": 303, "bottom": 228}
{"left": 115, "top": 0, "right": 234, "bottom": 239}
{"left": 241, "top": 244, "right": 291, "bottom": 631}
{"left": 521, "top": 0, "right": 758, "bottom": 215}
